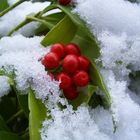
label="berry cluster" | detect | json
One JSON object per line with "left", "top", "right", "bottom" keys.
{"left": 41, "top": 43, "right": 90, "bottom": 100}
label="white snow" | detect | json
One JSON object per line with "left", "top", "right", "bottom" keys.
{"left": 0, "top": 76, "right": 10, "bottom": 97}
{"left": 41, "top": 106, "right": 112, "bottom": 140}
{"left": 0, "top": 35, "right": 60, "bottom": 103}
{"left": 74, "top": 0, "right": 140, "bottom": 36}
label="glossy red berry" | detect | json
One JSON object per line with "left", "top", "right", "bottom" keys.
{"left": 58, "top": 0, "right": 71, "bottom": 6}
{"left": 65, "top": 43, "right": 80, "bottom": 56}
{"left": 55, "top": 72, "right": 72, "bottom": 89}
{"left": 41, "top": 52, "right": 59, "bottom": 69}
{"left": 62, "top": 54, "right": 79, "bottom": 74}
{"left": 78, "top": 56, "right": 90, "bottom": 71}
{"left": 73, "top": 71, "right": 89, "bottom": 87}
{"left": 63, "top": 86, "right": 79, "bottom": 100}
{"left": 50, "top": 43, "right": 65, "bottom": 58}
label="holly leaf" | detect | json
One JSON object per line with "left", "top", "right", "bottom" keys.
{"left": 89, "top": 63, "right": 111, "bottom": 108}
{"left": 72, "top": 28, "right": 100, "bottom": 60}
{"left": 0, "top": 131, "right": 20, "bottom": 140}
{"left": 17, "top": 94, "right": 29, "bottom": 118}
{"left": 57, "top": 5, "right": 100, "bottom": 59}
{"left": 0, "top": 96, "right": 17, "bottom": 121}
{"left": 69, "top": 85, "right": 97, "bottom": 109}
{"left": 28, "top": 88, "right": 46, "bottom": 140}
{"left": 0, "top": 115, "right": 9, "bottom": 131}
{"left": 35, "top": 12, "right": 65, "bottom": 35}
{"left": 41, "top": 15, "right": 77, "bottom": 46}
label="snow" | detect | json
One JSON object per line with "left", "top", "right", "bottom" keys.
{"left": 41, "top": 106, "right": 112, "bottom": 140}
{"left": 0, "top": 76, "right": 10, "bottom": 97}
{"left": 0, "top": 35, "right": 61, "bottom": 103}
{"left": 74, "top": 0, "right": 140, "bottom": 36}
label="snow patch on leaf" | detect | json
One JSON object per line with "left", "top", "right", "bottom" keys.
{"left": 0, "top": 76, "right": 10, "bottom": 97}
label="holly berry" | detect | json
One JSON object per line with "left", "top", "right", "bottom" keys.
{"left": 63, "top": 86, "right": 79, "bottom": 100}
{"left": 78, "top": 56, "right": 90, "bottom": 71}
{"left": 62, "top": 54, "right": 79, "bottom": 74}
{"left": 65, "top": 43, "right": 80, "bottom": 56}
{"left": 58, "top": 0, "right": 71, "bottom": 6}
{"left": 55, "top": 72, "right": 72, "bottom": 89}
{"left": 73, "top": 71, "right": 89, "bottom": 87}
{"left": 50, "top": 43, "right": 65, "bottom": 58}
{"left": 41, "top": 52, "right": 59, "bottom": 69}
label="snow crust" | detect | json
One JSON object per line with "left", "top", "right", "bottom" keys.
{"left": 0, "top": 76, "right": 10, "bottom": 97}
{"left": 0, "top": 35, "right": 60, "bottom": 101}
{"left": 75, "top": 0, "right": 140, "bottom": 36}
{"left": 41, "top": 106, "right": 112, "bottom": 140}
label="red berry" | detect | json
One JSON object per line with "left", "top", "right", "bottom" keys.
{"left": 65, "top": 43, "right": 80, "bottom": 56}
{"left": 73, "top": 71, "right": 89, "bottom": 87}
{"left": 62, "top": 54, "right": 79, "bottom": 74}
{"left": 55, "top": 72, "right": 72, "bottom": 89}
{"left": 78, "top": 56, "right": 90, "bottom": 71}
{"left": 50, "top": 43, "right": 65, "bottom": 58}
{"left": 58, "top": 0, "right": 71, "bottom": 6}
{"left": 63, "top": 86, "right": 79, "bottom": 100}
{"left": 41, "top": 52, "right": 59, "bottom": 69}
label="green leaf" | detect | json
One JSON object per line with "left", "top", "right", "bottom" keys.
{"left": 0, "top": 131, "right": 20, "bottom": 140}
{"left": 88, "top": 93, "right": 102, "bottom": 108}
{"left": 0, "top": 96, "right": 17, "bottom": 121}
{"left": 0, "top": 115, "right": 9, "bottom": 131}
{"left": 72, "top": 28, "right": 100, "bottom": 60}
{"left": 55, "top": 5, "right": 100, "bottom": 60}
{"left": 56, "top": 5, "right": 85, "bottom": 27}
{"left": 89, "top": 63, "right": 111, "bottom": 108}
{"left": 28, "top": 88, "right": 46, "bottom": 140}
{"left": 41, "top": 15, "right": 77, "bottom": 46}
{"left": 17, "top": 94, "right": 29, "bottom": 118}
{"left": 0, "top": 0, "right": 9, "bottom": 12}
{"left": 40, "top": 4, "right": 99, "bottom": 59}
{"left": 69, "top": 85, "right": 97, "bottom": 109}
{"left": 43, "top": 12, "right": 65, "bottom": 28}
{"left": 35, "top": 12, "right": 65, "bottom": 35}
